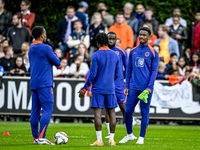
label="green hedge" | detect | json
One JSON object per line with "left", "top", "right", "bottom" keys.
{"left": 6, "top": 0, "right": 200, "bottom": 47}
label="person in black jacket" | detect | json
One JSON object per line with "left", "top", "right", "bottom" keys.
{"left": 6, "top": 13, "right": 30, "bottom": 55}
{"left": 56, "top": 6, "right": 78, "bottom": 57}
{"left": 138, "top": 6, "right": 159, "bottom": 36}
{"left": 169, "top": 15, "right": 188, "bottom": 56}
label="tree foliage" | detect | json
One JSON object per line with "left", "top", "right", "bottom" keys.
{"left": 6, "top": 0, "right": 200, "bottom": 47}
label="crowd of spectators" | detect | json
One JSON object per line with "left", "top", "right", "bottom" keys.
{"left": 0, "top": 0, "right": 200, "bottom": 84}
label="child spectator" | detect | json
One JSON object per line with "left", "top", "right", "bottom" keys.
{"left": 88, "top": 12, "right": 107, "bottom": 55}
{"left": 115, "top": 38, "right": 121, "bottom": 47}
{"left": 189, "top": 51, "right": 200, "bottom": 68}
{"left": 177, "top": 56, "right": 190, "bottom": 76}
{"left": 165, "top": 53, "right": 177, "bottom": 74}
{"left": 0, "top": 39, "right": 9, "bottom": 58}
{"left": 54, "top": 48, "right": 63, "bottom": 59}
{"left": 53, "top": 58, "right": 70, "bottom": 77}
{"left": 156, "top": 61, "right": 169, "bottom": 80}
{"left": 0, "top": 46, "right": 14, "bottom": 72}
{"left": 153, "top": 44, "right": 164, "bottom": 62}
{"left": 77, "top": 43, "right": 91, "bottom": 67}
{"left": 183, "top": 48, "right": 191, "bottom": 64}
{"left": 67, "top": 19, "right": 89, "bottom": 56}
{"left": 10, "top": 56, "right": 26, "bottom": 76}
{"left": 168, "top": 69, "right": 186, "bottom": 85}
{"left": 136, "top": 23, "right": 157, "bottom": 46}
{"left": 70, "top": 54, "right": 89, "bottom": 78}
{"left": 21, "top": 42, "right": 30, "bottom": 55}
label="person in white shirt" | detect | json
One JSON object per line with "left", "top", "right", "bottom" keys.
{"left": 53, "top": 57, "right": 70, "bottom": 77}
{"left": 165, "top": 7, "right": 187, "bottom": 28}
{"left": 70, "top": 54, "right": 89, "bottom": 78}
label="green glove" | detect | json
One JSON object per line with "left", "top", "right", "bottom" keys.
{"left": 138, "top": 90, "right": 149, "bottom": 103}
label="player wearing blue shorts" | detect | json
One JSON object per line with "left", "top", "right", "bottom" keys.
{"left": 79, "top": 33, "right": 120, "bottom": 146}
{"left": 105, "top": 32, "right": 127, "bottom": 138}
{"left": 29, "top": 26, "right": 60, "bottom": 145}
{"left": 119, "top": 27, "right": 159, "bottom": 144}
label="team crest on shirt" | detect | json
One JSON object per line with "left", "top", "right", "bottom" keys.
{"left": 115, "top": 51, "right": 119, "bottom": 55}
{"left": 51, "top": 88, "right": 53, "bottom": 94}
{"left": 135, "top": 57, "right": 144, "bottom": 67}
{"left": 145, "top": 52, "right": 150, "bottom": 57}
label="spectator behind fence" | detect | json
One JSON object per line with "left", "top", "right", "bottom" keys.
{"left": 23, "top": 51, "right": 30, "bottom": 72}
{"left": 75, "top": 1, "right": 89, "bottom": 31}
{"left": 187, "top": 10, "right": 200, "bottom": 55}
{"left": 177, "top": 56, "right": 190, "bottom": 76}
{"left": 154, "top": 24, "right": 179, "bottom": 64}
{"left": 53, "top": 58, "right": 70, "bottom": 77}
{"left": 169, "top": 15, "right": 188, "bottom": 56}
{"left": 165, "top": 53, "right": 177, "bottom": 74}
{"left": 54, "top": 48, "right": 62, "bottom": 60}
{"left": 115, "top": 38, "right": 121, "bottom": 47}
{"left": 156, "top": 61, "right": 169, "bottom": 80}
{"left": 19, "top": 0, "right": 35, "bottom": 35}
{"left": 168, "top": 69, "right": 186, "bottom": 85}
{"left": 67, "top": 19, "right": 89, "bottom": 62}
{"left": 0, "top": 46, "right": 14, "bottom": 72}
{"left": 6, "top": 14, "right": 30, "bottom": 55}
{"left": 0, "top": 0, "right": 12, "bottom": 36}
{"left": 0, "top": 38, "right": 8, "bottom": 58}
{"left": 90, "top": 2, "right": 114, "bottom": 27}
{"left": 76, "top": 43, "right": 91, "bottom": 67}
{"left": 165, "top": 7, "right": 187, "bottom": 28}
{"left": 10, "top": 56, "right": 26, "bottom": 76}
{"left": 56, "top": 6, "right": 78, "bottom": 57}
{"left": 136, "top": 23, "right": 157, "bottom": 46}
{"left": 153, "top": 44, "right": 164, "bottom": 62}
{"left": 167, "top": 56, "right": 190, "bottom": 76}
{"left": 109, "top": 12, "right": 134, "bottom": 50}
{"left": 134, "top": 4, "right": 145, "bottom": 24}
{"left": 88, "top": 12, "right": 107, "bottom": 55}
{"left": 21, "top": 41, "right": 30, "bottom": 55}
{"left": 21, "top": 42, "right": 30, "bottom": 72}
{"left": 189, "top": 51, "right": 200, "bottom": 68}
{"left": 70, "top": 54, "right": 89, "bottom": 78}
{"left": 138, "top": 6, "right": 159, "bottom": 36}
{"left": 123, "top": 2, "right": 138, "bottom": 43}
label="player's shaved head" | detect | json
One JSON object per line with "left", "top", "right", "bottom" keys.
{"left": 32, "top": 26, "right": 45, "bottom": 39}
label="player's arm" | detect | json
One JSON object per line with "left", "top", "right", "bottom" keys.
{"left": 115, "top": 56, "right": 120, "bottom": 80}
{"left": 45, "top": 46, "right": 60, "bottom": 67}
{"left": 122, "top": 49, "right": 128, "bottom": 73}
{"left": 146, "top": 51, "right": 159, "bottom": 93}
{"left": 79, "top": 55, "right": 98, "bottom": 98}
{"left": 125, "top": 51, "right": 132, "bottom": 95}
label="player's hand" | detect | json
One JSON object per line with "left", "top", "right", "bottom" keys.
{"left": 124, "top": 89, "right": 129, "bottom": 96}
{"left": 145, "top": 88, "right": 152, "bottom": 94}
{"left": 78, "top": 90, "right": 85, "bottom": 98}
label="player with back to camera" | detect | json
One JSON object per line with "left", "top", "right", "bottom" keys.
{"left": 119, "top": 27, "right": 159, "bottom": 144}
{"left": 79, "top": 33, "right": 120, "bottom": 146}
{"left": 29, "top": 26, "right": 60, "bottom": 145}
{"left": 104, "top": 32, "right": 127, "bottom": 139}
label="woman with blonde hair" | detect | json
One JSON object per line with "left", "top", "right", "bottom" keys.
{"left": 21, "top": 42, "right": 30, "bottom": 55}
{"left": 136, "top": 23, "right": 157, "bottom": 46}
{"left": 76, "top": 43, "right": 91, "bottom": 67}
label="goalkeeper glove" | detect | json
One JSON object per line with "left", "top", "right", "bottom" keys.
{"left": 138, "top": 90, "right": 149, "bottom": 103}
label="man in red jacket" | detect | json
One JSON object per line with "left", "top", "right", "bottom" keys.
{"left": 19, "top": 0, "right": 35, "bottom": 35}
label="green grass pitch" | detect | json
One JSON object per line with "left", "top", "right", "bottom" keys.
{"left": 0, "top": 122, "right": 200, "bottom": 150}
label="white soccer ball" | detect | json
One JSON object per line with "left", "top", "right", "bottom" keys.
{"left": 53, "top": 132, "right": 68, "bottom": 144}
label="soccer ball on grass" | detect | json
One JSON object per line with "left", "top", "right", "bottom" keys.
{"left": 53, "top": 132, "right": 68, "bottom": 144}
